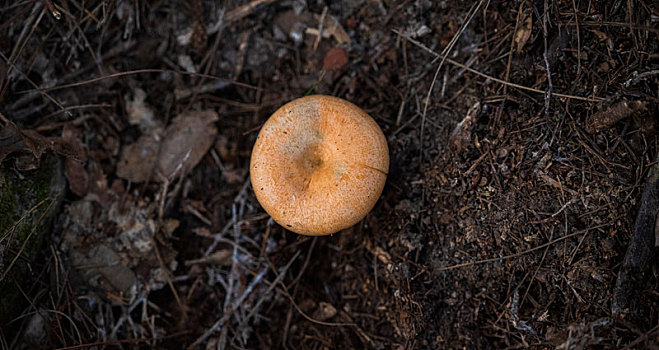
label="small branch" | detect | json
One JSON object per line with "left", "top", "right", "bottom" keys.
{"left": 612, "top": 154, "right": 659, "bottom": 315}
{"left": 541, "top": 0, "right": 553, "bottom": 116}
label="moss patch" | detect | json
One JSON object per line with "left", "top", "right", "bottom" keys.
{"left": 0, "top": 156, "right": 65, "bottom": 326}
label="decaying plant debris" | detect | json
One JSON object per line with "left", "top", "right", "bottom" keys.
{"left": 0, "top": 0, "right": 657, "bottom": 349}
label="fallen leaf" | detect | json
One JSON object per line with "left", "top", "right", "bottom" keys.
{"left": 65, "top": 160, "right": 89, "bottom": 196}
{"left": 116, "top": 133, "right": 161, "bottom": 182}
{"left": 0, "top": 121, "right": 81, "bottom": 169}
{"left": 514, "top": 12, "right": 532, "bottom": 52}
{"left": 61, "top": 125, "right": 87, "bottom": 162}
{"left": 62, "top": 125, "right": 89, "bottom": 197}
{"left": 323, "top": 47, "right": 348, "bottom": 70}
{"left": 20, "top": 129, "right": 53, "bottom": 159}
{"left": 0, "top": 122, "right": 29, "bottom": 164}
{"left": 117, "top": 110, "right": 219, "bottom": 182}
{"left": 69, "top": 244, "right": 138, "bottom": 295}
{"left": 14, "top": 153, "right": 41, "bottom": 171}
{"left": 312, "top": 302, "right": 337, "bottom": 321}
{"left": 155, "top": 110, "right": 218, "bottom": 181}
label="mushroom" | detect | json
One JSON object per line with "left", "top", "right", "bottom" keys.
{"left": 250, "top": 95, "right": 389, "bottom": 236}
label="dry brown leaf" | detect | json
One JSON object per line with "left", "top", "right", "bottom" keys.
{"left": 20, "top": 129, "right": 54, "bottom": 160}
{"left": 155, "top": 110, "right": 218, "bottom": 181}
{"left": 69, "top": 244, "right": 138, "bottom": 295}
{"left": 116, "top": 110, "right": 218, "bottom": 182}
{"left": 14, "top": 154, "right": 41, "bottom": 171}
{"left": 312, "top": 302, "right": 337, "bottom": 321}
{"left": 116, "top": 133, "right": 160, "bottom": 182}
{"left": 0, "top": 121, "right": 83, "bottom": 170}
{"left": 0, "top": 122, "right": 29, "bottom": 164}
{"left": 514, "top": 12, "right": 532, "bottom": 52}
{"left": 323, "top": 47, "right": 348, "bottom": 70}
{"left": 65, "top": 159, "right": 89, "bottom": 197}
{"left": 62, "top": 125, "right": 89, "bottom": 197}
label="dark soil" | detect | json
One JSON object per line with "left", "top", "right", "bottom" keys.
{"left": 1, "top": 0, "right": 658, "bottom": 349}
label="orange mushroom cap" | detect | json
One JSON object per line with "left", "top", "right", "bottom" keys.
{"left": 250, "top": 95, "right": 389, "bottom": 236}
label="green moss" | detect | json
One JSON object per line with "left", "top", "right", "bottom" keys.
{"left": 0, "top": 156, "right": 65, "bottom": 326}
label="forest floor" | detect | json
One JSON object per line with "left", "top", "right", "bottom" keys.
{"left": 1, "top": 0, "right": 658, "bottom": 349}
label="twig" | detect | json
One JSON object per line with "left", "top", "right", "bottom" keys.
{"left": 394, "top": 30, "right": 605, "bottom": 103}
{"left": 240, "top": 251, "right": 301, "bottom": 326}
{"left": 529, "top": 199, "right": 576, "bottom": 224}
{"left": 571, "top": 0, "right": 582, "bottom": 78}
{"left": 436, "top": 223, "right": 610, "bottom": 271}
{"left": 313, "top": 7, "right": 328, "bottom": 51}
{"left": 502, "top": 2, "right": 523, "bottom": 98}
{"left": 420, "top": 1, "right": 483, "bottom": 159}
{"left": 278, "top": 286, "right": 356, "bottom": 327}
{"left": 288, "top": 237, "right": 317, "bottom": 290}
{"left": 541, "top": 0, "right": 553, "bottom": 116}
{"left": 52, "top": 338, "right": 151, "bottom": 350}
{"left": 464, "top": 151, "right": 489, "bottom": 176}
{"left": 153, "top": 240, "right": 186, "bottom": 320}
{"left": 37, "top": 103, "right": 112, "bottom": 122}
{"left": 521, "top": 228, "right": 554, "bottom": 307}
{"left": 10, "top": 309, "right": 82, "bottom": 343}
{"left": 21, "top": 68, "right": 261, "bottom": 94}
{"left": 622, "top": 323, "right": 659, "bottom": 349}
{"left": 225, "top": 0, "right": 279, "bottom": 23}
{"left": 0, "top": 51, "right": 68, "bottom": 113}
{"left": 187, "top": 254, "right": 293, "bottom": 350}
{"left": 204, "top": 180, "right": 251, "bottom": 256}
{"left": 7, "top": 2, "right": 43, "bottom": 65}
{"left": 0, "top": 198, "right": 53, "bottom": 282}
{"left": 624, "top": 70, "right": 659, "bottom": 87}
{"left": 43, "top": 0, "right": 62, "bottom": 19}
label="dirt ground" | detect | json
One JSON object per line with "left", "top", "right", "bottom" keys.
{"left": 1, "top": 0, "right": 658, "bottom": 349}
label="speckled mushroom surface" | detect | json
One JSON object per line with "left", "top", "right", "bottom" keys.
{"left": 250, "top": 95, "right": 389, "bottom": 236}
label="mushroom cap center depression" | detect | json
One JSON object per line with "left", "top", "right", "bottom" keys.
{"left": 250, "top": 95, "right": 389, "bottom": 235}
